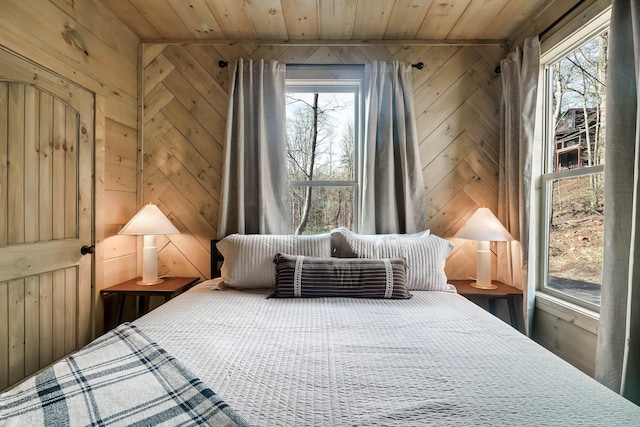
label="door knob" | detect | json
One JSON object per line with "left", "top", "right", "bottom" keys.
{"left": 81, "top": 245, "right": 95, "bottom": 255}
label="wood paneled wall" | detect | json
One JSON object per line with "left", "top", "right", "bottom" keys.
{"left": 142, "top": 43, "right": 505, "bottom": 281}
{"left": 0, "top": 0, "right": 139, "bottom": 335}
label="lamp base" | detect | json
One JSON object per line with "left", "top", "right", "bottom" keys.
{"left": 470, "top": 281, "right": 497, "bottom": 290}
{"left": 136, "top": 278, "right": 165, "bottom": 286}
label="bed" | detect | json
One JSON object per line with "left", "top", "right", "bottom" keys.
{"left": 2, "top": 230, "right": 640, "bottom": 426}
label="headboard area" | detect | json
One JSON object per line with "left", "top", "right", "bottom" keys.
{"left": 211, "top": 240, "right": 224, "bottom": 278}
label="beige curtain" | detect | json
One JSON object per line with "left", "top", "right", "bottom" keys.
{"left": 218, "top": 59, "right": 291, "bottom": 236}
{"left": 360, "top": 61, "right": 427, "bottom": 234}
{"left": 498, "top": 37, "right": 541, "bottom": 335}
{"left": 595, "top": 0, "right": 640, "bottom": 405}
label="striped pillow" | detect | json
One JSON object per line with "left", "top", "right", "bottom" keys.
{"left": 330, "top": 228, "right": 454, "bottom": 291}
{"left": 272, "top": 253, "right": 411, "bottom": 299}
{"left": 216, "top": 234, "right": 332, "bottom": 289}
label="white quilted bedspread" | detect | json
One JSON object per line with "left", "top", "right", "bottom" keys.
{"left": 134, "top": 284, "right": 640, "bottom": 426}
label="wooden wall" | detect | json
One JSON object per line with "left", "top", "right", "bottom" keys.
{"left": 0, "top": 0, "right": 139, "bottom": 335}
{"left": 142, "top": 43, "right": 506, "bottom": 281}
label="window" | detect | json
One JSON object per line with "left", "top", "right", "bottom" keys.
{"left": 285, "top": 67, "right": 363, "bottom": 234}
{"left": 539, "top": 15, "right": 609, "bottom": 310}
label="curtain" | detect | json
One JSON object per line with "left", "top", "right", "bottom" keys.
{"left": 360, "top": 61, "right": 427, "bottom": 234}
{"left": 498, "top": 37, "right": 541, "bottom": 335}
{"left": 595, "top": 0, "right": 640, "bottom": 405}
{"left": 218, "top": 59, "right": 290, "bottom": 237}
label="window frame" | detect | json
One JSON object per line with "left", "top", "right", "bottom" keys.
{"left": 536, "top": 9, "right": 611, "bottom": 312}
{"left": 285, "top": 66, "right": 365, "bottom": 233}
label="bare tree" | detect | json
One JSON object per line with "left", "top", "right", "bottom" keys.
{"left": 286, "top": 92, "right": 351, "bottom": 234}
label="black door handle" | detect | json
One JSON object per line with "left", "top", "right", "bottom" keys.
{"left": 81, "top": 245, "right": 95, "bottom": 255}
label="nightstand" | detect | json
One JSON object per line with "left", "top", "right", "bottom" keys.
{"left": 449, "top": 279, "right": 522, "bottom": 331}
{"left": 101, "top": 276, "right": 200, "bottom": 326}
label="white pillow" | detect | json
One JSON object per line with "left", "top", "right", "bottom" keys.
{"left": 216, "top": 233, "right": 332, "bottom": 289}
{"left": 330, "top": 227, "right": 430, "bottom": 257}
{"left": 330, "top": 227, "right": 454, "bottom": 291}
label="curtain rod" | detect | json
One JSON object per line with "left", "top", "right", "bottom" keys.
{"left": 217, "top": 60, "right": 424, "bottom": 69}
{"left": 539, "top": 0, "right": 587, "bottom": 40}
{"left": 495, "top": 0, "right": 588, "bottom": 76}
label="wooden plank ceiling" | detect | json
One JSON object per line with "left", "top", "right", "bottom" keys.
{"left": 99, "top": 0, "right": 553, "bottom": 42}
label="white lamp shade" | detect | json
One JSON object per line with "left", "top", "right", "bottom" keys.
{"left": 453, "top": 208, "right": 514, "bottom": 290}
{"left": 118, "top": 204, "right": 179, "bottom": 285}
{"left": 118, "top": 204, "right": 179, "bottom": 236}
{"left": 454, "top": 207, "right": 514, "bottom": 242}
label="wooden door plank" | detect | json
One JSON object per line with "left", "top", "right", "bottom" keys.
{"left": 52, "top": 270, "right": 66, "bottom": 360}
{"left": 8, "top": 83, "right": 25, "bottom": 244}
{"left": 39, "top": 92, "right": 54, "bottom": 242}
{"left": 24, "top": 86, "right": 40, "bottom": 243}
{"left": 0, "top": 281, "right": 8, "bottom": 389}
{"left": 24, "top": 275, "right": 40, "bottom": 377}
{"left": 52, "top": 99, "right": 67, "bottom": 240}
{"left": 0, "top": 83, "right": 8, "bottom": 246}
{"left": 7, "top": 278, "right": 25, "bottom": 386}
{"left": 38, "top": 272, "right": 53, "bottom": 370}
{"left": 65, "top": 268, "right": 77, "bottom": 354}
{"left": 65, "top": 108, "right": 78, "bottom": 239}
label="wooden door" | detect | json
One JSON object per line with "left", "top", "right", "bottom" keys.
{"left": 0, "top": 47, "right": 94, "bottom": 390}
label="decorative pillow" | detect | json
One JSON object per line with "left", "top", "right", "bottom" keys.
{"left": 330, "top": 227, "right": 454, "bottom": 291}
{"left": 216, "top": 234, "right": 332, "bottom": 289}
{"left": 272, "top": 253, "right": 411, "bottom": 299}
{"left": 330, "top": 227, "right": 431, "bottom": 257}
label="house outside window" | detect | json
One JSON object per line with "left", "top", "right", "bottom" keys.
{"left": 285, "top": 67, "right": 364, "bottom": 235}
{"left": 538, "top": 13, "right": 609, "bottom": 311}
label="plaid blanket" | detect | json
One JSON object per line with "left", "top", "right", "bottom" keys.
{"left": 0, "top": 323, "right": 249, "bottom": 427}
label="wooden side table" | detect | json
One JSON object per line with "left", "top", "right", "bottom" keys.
{"left": 101, "top": 276, "right": 200, "bottom": 325}
{"left": 449, "top": 279, "right": 522, "bottom": 331}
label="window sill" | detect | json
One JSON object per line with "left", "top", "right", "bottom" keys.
{"left": 534, "top": 291, "right": 599, "bottom": 335}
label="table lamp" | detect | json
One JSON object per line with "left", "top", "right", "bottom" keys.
{"left": 454, "top": 207, "right": 514, "bottom": 289}
{"left": 118, "top": 203, "right": 180, "bottom": 285}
